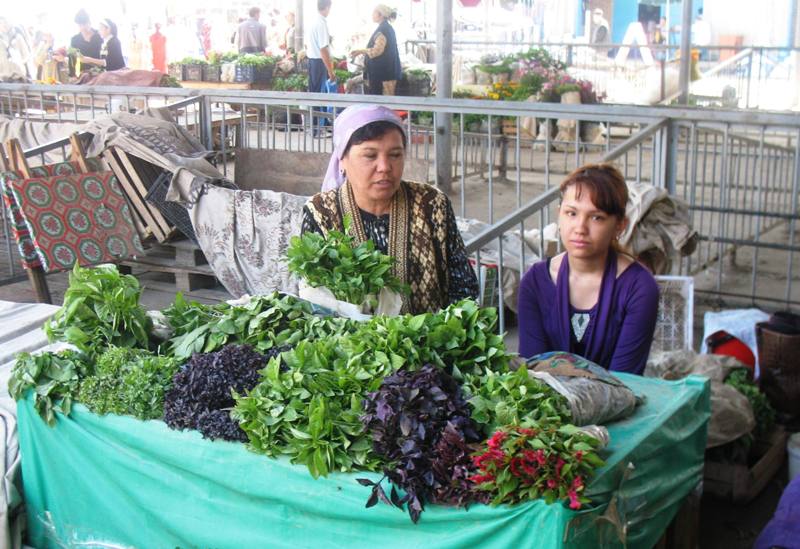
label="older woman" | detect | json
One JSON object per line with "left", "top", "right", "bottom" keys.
{"left": 350, "top": 5, "right": 402, "bottom": 95}
{"left": 301, "top": 105, "right": 479, "bottom": 314}
{"left": 80, "top": 19, "right": 125, "bottom": 71}
{"left": 517, "top": 164, "right": 659, "bottom": 374}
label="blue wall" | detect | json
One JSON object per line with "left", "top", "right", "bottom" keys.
{"left": 610, "top": 0, "right": 705, "bottom": 44}
{"left": 612, "top": 0, "right": 638, "bottom": 43}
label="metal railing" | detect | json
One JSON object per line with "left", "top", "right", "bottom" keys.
{"left": 464, "top": 113, "right": 800, "bottom": 315}
{"left": 407, "top": 40, "right": 800, "bottom": 110}
{"left": 0, "top": 83, "right": 798, "bottom": 316}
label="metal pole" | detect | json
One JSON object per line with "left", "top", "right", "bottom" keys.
{"left": 294, "top": 0, "right": 304, "bottom": 55}
{"left": 436, "top": 0, "right": 453, "bottom": 192}
{"left": 666, "top": 120, "right": 679, "bottom": 193}
{"left": 678, "top": 0, "right": 694, "bottom": 105}
{"left": 745, "top": 50, "right": 753, "bottom": 109}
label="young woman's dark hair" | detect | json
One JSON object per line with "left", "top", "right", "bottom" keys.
{"left": 343, "top": 120, "right": 407, "bottom": 156}
{"left": 101, "top": 19, "right": 118, "bottom": 37}
{"left": 559, "top": 163, "right": 628, "bottom": 219}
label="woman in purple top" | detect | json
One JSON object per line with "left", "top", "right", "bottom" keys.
{"left": 517, "top": 163, "right": 659, "bottom": 375}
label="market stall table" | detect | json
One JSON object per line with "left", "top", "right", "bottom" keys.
{"left": 178, "top": 81, "right": 271, "bottom": 91}
{"left": 0, "top": 300, "right": 61, "bottom": 549}
{"left": 17, "top": 371, "right": 709, "bottom": 548}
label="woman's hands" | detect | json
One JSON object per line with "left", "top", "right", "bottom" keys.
{"left": 77, "top": 52, "right": 106, "bottom": 67}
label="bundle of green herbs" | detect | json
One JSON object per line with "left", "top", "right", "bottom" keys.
{"left": 9, "top": 349, "right": 91, "bottom": 425}
{"left": 164, "top": 344, "right": 289, "bottom": 441}
{"left": 163, "top": 292, "right": 353, "bottom": 362}
{"left": 287, "top": 215, "right": 408, "bottom": 309}
{"left": 232, "top": 300, "right": 510, "bottom": 479}
{"left": 76, "top": 346, "right": 179, "bottom": 420}
{"left": 462, "top": 366, "right": 571, "bottom": 436}
{"left": 358, "top": 364, "right": 484, "bottom": 523}
{"left": 43, "top": 264, "right": 151, "bottom": 354}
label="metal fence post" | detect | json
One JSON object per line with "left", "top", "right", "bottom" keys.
{"left": 745, "top": 49, "right": 754, "bottom": 109}
{"left": 435, "top": 0, "right": 453, "bottom": 193}
{"left": 665, "top": 120, "right": 679, "bottom": 193}
{"left": 201, "top": 95, "right": 213, "bottom": 152}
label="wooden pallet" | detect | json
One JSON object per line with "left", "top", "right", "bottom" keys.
{"left": 123, "top": 239, "right": 218, "bottom": 293}
{"left": 102, "top": 147, "right": 175, "bottom": 243}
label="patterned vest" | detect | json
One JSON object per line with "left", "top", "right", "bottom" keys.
{"left": 306, "top": 180, "right": 450, "bottom": 314}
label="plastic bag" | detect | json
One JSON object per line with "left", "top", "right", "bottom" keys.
{"left": 527, "top": 352, "right": 640, "bottom": 426}
{"left": 645, "top": 350, "right": 756, "bottom": 447}
{"left": 146, "top": 310, "right": 173, "bottom": 341}
{"left": 297, "top": 280, "right": 402, "bottom": 321}
{"left": 319, "top": 78, "right": 338, "bottom": 128}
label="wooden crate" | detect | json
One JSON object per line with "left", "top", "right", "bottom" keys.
{"left": 703, "top": 427, "right": 788, "bottom": 503}
{"left": 102, "top": 147, "right": 175, "bottom": 243}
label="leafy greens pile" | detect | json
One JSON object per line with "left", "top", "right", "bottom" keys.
{"left": 359, "top": 364, "right": 482, "bottom": 523}
{"left": 232, "top": 300, "right": 510, "bottom": 479}
{"left": 77, "top": 346, "right": 179, "bottom": 420}
{"left": 164, "top": 292, "right": 353, "bottom": 361}
{"left": 9, "top": 263, "right": 610, "bottom": 521}
{"left": 164, "top": 344, "right": 286, "bottom": 441}
{"left": 233, "top": 338, "right": 380, "bottom": 478}
{"left": 463, "top": 367, "right": 571, "bottom": 435}
{"left": 9, "top": 350, "right": 91, "bottom": 426}
{"left": 287, "top": 215, "right": 408, "bottom": 307}
{"left": 725, "top": 368, "right": 776, "bottom": 440}
{"left": 43, "top": 264, "right": 151, "bottom": 353}
{"left": 708, "top": 368, "right": 778, "bottom": 464}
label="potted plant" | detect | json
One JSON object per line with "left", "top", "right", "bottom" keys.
{"left": 235, "top": 54, "right": 278, "bottom": 84}
{"left": 180, "top": 56, "right": 206, "bottom": 82}
{"left": 334, "top": 68, "right": 352, "bottom": 93}
{"left": 219, "top": 52, "right": 239, "bottom": 83}
{"left": 478, "top": 62, "right": 512, "bottom": 84}
{"left": 398, "top": 69, "right": 432, "bottom": 97}
{"left": 203, "top": 51, "right": 224, "bottom": 82}
{"left": 167, "top": 62, "right": 183, "bottom": 81}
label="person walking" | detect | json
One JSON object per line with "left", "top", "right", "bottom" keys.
{"left": 350, "top": 5, "right": 402, "bottom": 95}
{"left": 237, "top": 7, "right": 267, "bottom": 54}
{"left": 306, "top": 0, "right": 336, "bottom": 93}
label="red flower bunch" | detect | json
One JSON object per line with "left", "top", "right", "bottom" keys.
{"left": 469, "top": 420, "right": 605, "bottom": 510}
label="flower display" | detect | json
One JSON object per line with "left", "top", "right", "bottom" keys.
{"left": 467, "top": 47, "right": 604, "bottom": 105}
{"left": 470, "top": 421, "right": 605, "bottom": 510}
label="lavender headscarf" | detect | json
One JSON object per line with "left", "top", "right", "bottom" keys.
{"left": 321, "top": 105, "right": 405, "bottom": 192}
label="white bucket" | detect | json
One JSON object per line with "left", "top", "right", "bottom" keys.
{"left": 789, "top": 433, "right": 800, "bottom": 481}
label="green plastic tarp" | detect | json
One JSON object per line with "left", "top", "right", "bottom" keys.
{"left": 17, "top": 373, "right": 709, "bottom": 549}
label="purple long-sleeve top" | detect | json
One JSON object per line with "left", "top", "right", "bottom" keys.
{"left": 517, "top": 253, "right": 659, "bottom": 375}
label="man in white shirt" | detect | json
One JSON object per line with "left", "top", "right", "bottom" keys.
{"left": 306, "top": 0, "right": 335, "bottom": 93}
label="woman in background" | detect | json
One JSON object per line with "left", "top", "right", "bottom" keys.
{"left": 350, "top": 5, "right": 402, "bottom": 96}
